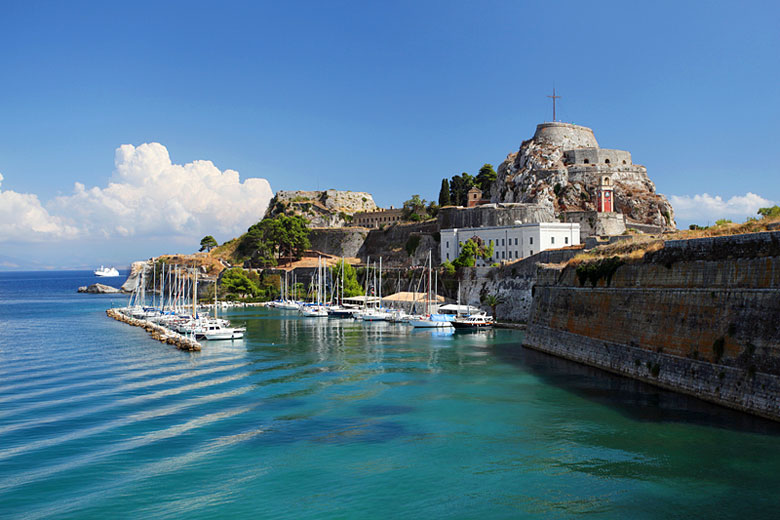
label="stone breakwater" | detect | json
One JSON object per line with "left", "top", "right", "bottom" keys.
{"left": 524, "top": 231, "right": 780, "bottom": 421}
{"left": 106, "top": 308, "right": 201, "bottom": 352}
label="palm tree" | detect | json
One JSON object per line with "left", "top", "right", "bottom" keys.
{"left": 481, "top": 293, "right": 505, "bottom": 321}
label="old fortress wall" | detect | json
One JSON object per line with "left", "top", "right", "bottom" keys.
{"left": 523, "top": 231, "right": 780, "bottom": 421}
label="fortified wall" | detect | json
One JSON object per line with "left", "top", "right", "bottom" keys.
{"left": 456, "top": 247, "right": 583, "bottom": 322}
{"left": 438, "top": 203, "right": 554, "bottom": 230}
{"left": 524, "top": 231, "right": 780, "bottom": 421}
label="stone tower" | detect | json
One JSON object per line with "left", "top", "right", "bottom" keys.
{"left": 596, "top": 175, "right": 614, "bottom": 213}
{"left": 467, "top": 186, "right": 483, "bottom": 208}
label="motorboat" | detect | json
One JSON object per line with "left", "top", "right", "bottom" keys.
{"left": 451, "top": 314, "right": 494, "bottom": 330}
{"left": 94, "top": 265, "right": 120, "bottom": 277}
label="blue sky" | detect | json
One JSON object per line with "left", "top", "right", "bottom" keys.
{"left": 0, "top": 1, "right": 778, "bottom": 268}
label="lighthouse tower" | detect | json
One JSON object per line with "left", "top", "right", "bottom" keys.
{"left": 596, "top": 175, "right": 614, "bottom": 213}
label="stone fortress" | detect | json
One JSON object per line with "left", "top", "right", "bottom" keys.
{"left": 493, "top": 122, "right": 676, "bottom": 239}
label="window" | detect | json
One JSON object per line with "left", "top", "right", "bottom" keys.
{"left": 446, "top": 253, "right": 449, "bottom": 259}
{"left": 565, "top": 237, "right": 569, "bottom": 244}
{"left": 446, "top": 241, "right": 449, "bottom": 248}
{"left": 530, "top": 250, "right": 533, "bottom": 255}
{"left": 584, "top": 159, "right": 590, "bottom": 164}
{"left": 489, "top": 239, "right": 493, "bottom": 246}
{"left": 514, "top": 238, "right": 518, "bottom": 246}
{"left": 501, "top": 239, "right": 504, "bottom": 246}
{"left": 501, "top": 251, "right": 505, "bottom": 259}
{"left": 530, "top": 237, "right": 533, "bottom": 245}
{"left": 605, "top": 158, "right": 611, "bottom": 164}
{"left": 551, "top": 236, "right": 555, "bottom": 244}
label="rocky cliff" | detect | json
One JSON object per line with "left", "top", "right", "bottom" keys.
{"left": 493, "top": 122, "right": 676, "bottom": 230}
{"left": 524, "top": 231, "right": 780, "bottom": 421}
{"left": 265, "top": 190, "right": 378, "bottom": 228}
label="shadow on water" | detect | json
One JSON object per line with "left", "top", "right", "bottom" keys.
{"left": 492, "top": 341, "right": 780, "bottom": 436}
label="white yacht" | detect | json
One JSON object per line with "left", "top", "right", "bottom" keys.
{"left": 94, "top": 265, "right": 120, "bottom": 277}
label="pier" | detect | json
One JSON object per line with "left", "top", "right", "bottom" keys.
{"left": 106, "top": 308, "right": 202, "bottom": 351}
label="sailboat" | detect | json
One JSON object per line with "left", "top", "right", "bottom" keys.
{"left": 300, "top": 257, "right": 328, "bottom": 317}
{"left": 409, "top": 250, "right": 452, "bottom": 328}
{"left": 361, "top": 257, "right": 390, "bottom": 321}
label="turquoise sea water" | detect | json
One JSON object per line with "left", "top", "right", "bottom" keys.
{"left": 1, "top": 271, "right": 779, "bottom": 519}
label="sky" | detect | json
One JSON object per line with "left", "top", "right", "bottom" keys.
{"left": 0, "top": 0, "right": 778, "bottom": 268}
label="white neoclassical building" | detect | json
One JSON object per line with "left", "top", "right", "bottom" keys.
{"left": 440, "top": 222, "right": 580, "bottom": 266}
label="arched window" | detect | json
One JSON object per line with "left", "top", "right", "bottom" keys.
{"left": 605, "top": 158, "right": 611, "bottom": 164}
{"left": 622, "top": 160, "right": 627, "bottom": 164}
{"left": 583, "top": 159, "right": 590, "bottom": 164}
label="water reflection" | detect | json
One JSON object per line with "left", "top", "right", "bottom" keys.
{"left": 493, "top": 341, "right": 780, "bottom": 435}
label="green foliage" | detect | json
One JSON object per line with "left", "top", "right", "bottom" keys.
{"left": 475, "top": 164, "right": 496, "bottom": 197}
{"left": 576, "top": 256, "right": 624, "bottom": 287}
{"left": 438, "top": 178, "right": 451, "bottom": 206}
{"left": 330, "top": 260, "right": 364, "bottom": 297}
{"left": 426, "top": 201, "right": 440, "bottom": 218}
{"left": 402, "top": 194, "right": 429, "bottom": 221}
{"left": 453, "top": 237, "right": 493, "bottom": 268}
{"left": 199, "top": 235, "right": 218, "bottom": 252}
{"left": 712, "top": 337, "right": 725, "bottom": 363}
{"left": 405, "top": 235, "right": 422, "bottom": 256}
{"left": 481, "top": 293, "right": 505, "bottom": 319}
{"left": 220, "top": 268, "right": 259, "bottom": 298}
{"left": 757, "top": 205, "right": 780, "bottom": 218}
{"left": 441, "top": 260, "right": 456, "bottom": 276}
{"left": 715, "top": 218, "right": 733, "bottom": 226}
{"left": 449, "top": 173, "right": 475, "bottom": 207}
{"left": 338, "top": 211, "right": 353, "bottom": 223}
{"left": 238, "top": 214, "right": 311, "bottom": 263}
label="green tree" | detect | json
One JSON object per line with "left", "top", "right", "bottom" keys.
{"left": 220, "top": 268, "right": 259, "bottom": 298}
{"left": 475, "top": 164, "right": 496, "bottom": 197}
{"left": 331, "top": 260, "right": 364, "bottom": 298}
{"left": 481, "top": 293, "right": 505, "bottom": 320}
{"left": 238, "top": 214, "right": 311, "bottom": 262}
{"left": 199, "top": 235, "right": 218, "bottom": 252}
{"left": 449, "top": 173, "right": 475, "bottom": 207}
{"left": 438, "top": 178, "right": 451, "bottom": 206}
{"left": 758, "top": 206, "right": 780, "bottom": 219}
{"left": 402, "top": 194, "right": 428, "bottom": 221}
{"left": 715, "top": 219, "right": 733, "bottom": 226}
{"left": 453, "top": 237, "right": 494, "bottom": 268}
{"left": 441, "top": 260, "right": 456, "bottom": 276}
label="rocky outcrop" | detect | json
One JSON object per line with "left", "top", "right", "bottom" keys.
{"left": 493, "top": 122, "right": 676, "bottom": 231}
{"left": 121, "top": 261, "right": 150, "bottom": 293}
{"left": 266, "top": 190, "right": 378, "bottom": 228}
{"left": 524, "top": 231, "right": 780, "bottom": 421}
{"left": 78, "top": 283, "right": 121, "bottom": 294}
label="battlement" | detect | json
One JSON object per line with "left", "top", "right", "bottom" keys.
{"left": 533, "top": 122, "right": 599, "bottom": 149}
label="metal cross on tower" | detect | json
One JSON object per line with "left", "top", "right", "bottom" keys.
{"left": 547, "top": 88, "right": 561, "bottom": 121}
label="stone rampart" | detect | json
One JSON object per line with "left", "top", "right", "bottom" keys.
{"left": 532, "top": 122, "right": 599, "bottom": 149}
{"left": 457, "top": 247, "right": 583, "bottom": 322}
{"left": 438, "top": 203, "right": 554, "bottom": 230}
{"left": 524, "top": 231, "right": 780, "bottom": 420}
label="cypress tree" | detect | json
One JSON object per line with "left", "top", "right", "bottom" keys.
{"left": 438, "top": 178, "right": 451, "bottom": 206}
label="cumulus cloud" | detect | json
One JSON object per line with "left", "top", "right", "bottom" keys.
{"left": 670, "top": 192, "right": 772, "bottom": 224}
{"left": 0, "top": 172, "right": 80, "bottom": 241}
{"left": 0, "top": 143, "right": 273, "bottom": 243}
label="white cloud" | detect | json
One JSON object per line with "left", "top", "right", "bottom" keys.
{"left": 0, "top": 172, "right": 80, "bottom": 241}
{"left": 669, "top": 192, "right": 772, "bottom": 224}
{"left": 0, "top": 143, "right": 273, "bottom": 244}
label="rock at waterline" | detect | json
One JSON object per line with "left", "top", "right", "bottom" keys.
{"left": 78, "top": 283, "right": 121, "bottom": 294}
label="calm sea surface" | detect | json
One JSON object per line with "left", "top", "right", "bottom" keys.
{"left": 1, "top": 271, "right": 779, "bottom": 519}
